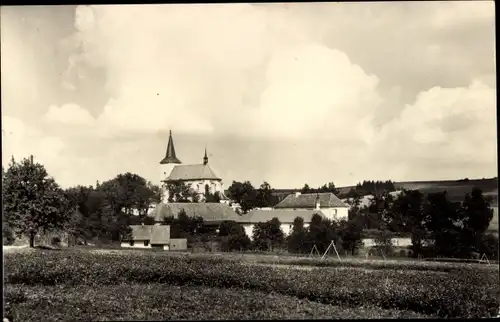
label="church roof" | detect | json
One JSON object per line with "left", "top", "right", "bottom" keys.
{"left": 160, "top": 130, "right": 181, "bottom": 164}
{"left": 149, "top": 203, "right": 240, "bottom": 224}
{"left": 274, "top": 192, "right": 349, "bottom": 209}
{"left": 236, "top": 209, "right": 326, "bottom": 224}
{"left": 166, "top": 164, "right": 221, "bottom": 181}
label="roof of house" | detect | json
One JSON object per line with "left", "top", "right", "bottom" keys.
{"left": 128, "top": 225, "right": 153, "bottom": 240}
{"left": 148, "top": 202, "right": 240, "bottom": 223}
{"left": 236, "top": 209, "right": 327, "bottom": 224}
{"left": 151, "top": 225, "right": 171, "bottom": 244}
{"left": 165, "top": 164, "right": 221, "bottom": 181}
{"left": 125, "top": 225, "right": 171, "bottom": 244}
{"left": 274, "top": 192, "right": 349, "bottom": 209}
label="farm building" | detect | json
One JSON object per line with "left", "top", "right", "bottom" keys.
{"left": 121, "top": 225, "right": 179, "bottom": 250}
{"left": 487, "top": 206, "right": 498, "bottom": 235}
{"left": 361, "top": 237, "right": 412, "bottom": 248}
{"left": 159, "top": 130, "right": 230, "bottom": 203}
{"left": 236, "top": 209, "right": 327, "bottom": 240}
{"left": 274, "top": 192, "right": 349, "bottom": 221}
{"left": 147, "top": 202, "right": 241, "bottom": 227}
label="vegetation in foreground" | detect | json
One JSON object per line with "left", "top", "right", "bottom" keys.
{"left": 4, "top": 284, "right": 431, "bottom": 321}
{"left": 5, "top": 250, "right": 499, "bottom": 319}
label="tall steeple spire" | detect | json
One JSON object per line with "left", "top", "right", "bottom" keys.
{"left": 160, "top": 130, "right": 181, "bottom": 164}
{"left": 203, "top": 146, "right": 208, "bottom": 165}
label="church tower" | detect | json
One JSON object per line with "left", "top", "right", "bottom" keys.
{"left": 203, "top": 147, "right": 208, "bottom": 165}
{"left": 160, "top": 130, "right": 181, "bottom": 202}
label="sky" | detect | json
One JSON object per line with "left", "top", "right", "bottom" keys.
{"left": 1, "top": 2, "right": 497, "bottom": 189}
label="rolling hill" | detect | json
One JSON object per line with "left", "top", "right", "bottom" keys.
{"left": 336, "top": 177, "right": 498, "bottom": 206}
{"left": 269, "top": 177, "right": 498, "bottom": 232}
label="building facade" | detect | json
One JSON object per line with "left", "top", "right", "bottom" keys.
{"left": 236, "top": 209, "right": 327, "bottom": 240}
{"left": 273, "top": 192, "right": 350, "bottom": 221}
{"left": 159, "top": 130, "right": 228, "bottom": 203}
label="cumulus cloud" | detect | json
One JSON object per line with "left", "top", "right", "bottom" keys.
{"left": 2, "top": 116, "right": 65, "bottom": 177}
{"left": 368, "top": 79, "right": 497, "bottom": 181}
{"left": 43, "top": 104, "right": 96, "bottom": 127}
{"left": 2, "top": 4, "right": 497, "bottom": 188}
{"left": 57, "top": 4, "right": 382, "bottom": 141}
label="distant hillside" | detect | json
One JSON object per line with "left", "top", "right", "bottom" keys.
{"left": 224, "top": 177, "right": 498, "bottom": 232}
{"left": 225, "top": 178, "right": 498, "bottom": 205}
{"left": 337, "top": 177, "right": 498, "bottom": 206}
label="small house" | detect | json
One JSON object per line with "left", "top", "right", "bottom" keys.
{"left": 121, "top": 225, "right": 171, "bottom": 250}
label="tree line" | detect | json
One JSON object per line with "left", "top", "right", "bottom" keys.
{"left": 345, "top": 189, "right": 497, "bottom": 259}
{"left": 225, "top": 180, "right": 397, "bottom": 214}
{"left": 3, "top": 156, "right": 161, "bottom": 247}
{"left": 3, "top": 156, "right": 497, "bottom": 260}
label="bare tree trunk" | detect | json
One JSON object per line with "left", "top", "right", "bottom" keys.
{"left": 29, "top": 232, "right": 35, "bottom": 248}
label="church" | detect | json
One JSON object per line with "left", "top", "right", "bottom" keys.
{"left": 159, "top": 130, "right": 229, "bottom": 203}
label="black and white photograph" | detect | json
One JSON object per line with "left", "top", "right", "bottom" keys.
{"left": 2, "top": 1, "right": 499, "bottom": 320}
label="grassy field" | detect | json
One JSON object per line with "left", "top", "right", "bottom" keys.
{"left": 4, "top": 247, "right": 499, "bottom": 320}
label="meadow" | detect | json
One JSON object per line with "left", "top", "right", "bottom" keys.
{"left": 4, "top": 248, "right": 499, "bottom": 321}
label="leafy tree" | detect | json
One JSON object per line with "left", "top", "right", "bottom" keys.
{"left": 142, "top": 216, "right": 156, "bottom": 225}
{"left": 386, "top": 189, "right": 424, "bottom": 233}
{"left": 218, "top": 220, "right": 251, "bottom": 251}
{"left": 373, "top": 230, "right": 394, "bottom": 257}
{"left": 2, "top": 221, "right": 16, "bottom": 246}
{"left": 424, "top": 191, "right": 463, "bottom": 257}
{"left": 267, "top": 217, "right": 285, "bottom": 251}
{"left": 204, "top": 184, "right": 221, "bottom": 203}
{"left": 478, "top": 233, "right": 499, "bottom": 260}
{"left": 218, "top": 220, "right": 238, "bottom": 237}
{"left": 287, "top": 216, "right": 309, "bottom": 254}
{"left": 227, "top": 181, "right": 257, "bottom": 213}
{"left": 98, "top": 173, "right": 160, "bottom": 216}
{"left": 307, "top": 213, "right": 337, "bottom": 253}
{"left": 459, "top": 188, "right": 494, "bottom": 254}
{"left": 166, "top": 181, "right": 193, "bottom": 203}
{"left": 338, "top": 218, "right": 364, "bottom": 255}
{"left": 251, "top": 218, "right": 285, "bottom": 251}
{"left": 255, "top": 181, "right": 276, "bottom": 208}
{"left": 355, "top": 180, "right": 396, "bottom": 195}
{"left": 252, "top": 222, "right": 269, "bottom": 251}
{"left": 3, "top": 156, "right": 73, "bottom": 248}
{"left": 301, "top": 183, "right": 311, "bottom": 194}
{"left": 317, "top": 182, "right": 339, "bottom": 195}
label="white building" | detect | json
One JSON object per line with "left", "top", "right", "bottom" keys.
{"left": 273, "top": 192, "right": 350, "bottom": 221}
{"left": 236, "top": 209, "right": 327, "bottom": 240}
{"left": 159, "top": 130, "right": 229, "bottom": 203}
{"left": 361, "top": 237, "right": 413, "bottom": 248}
{"left": 121, "top": 225, "right": 171, "bottom": 250}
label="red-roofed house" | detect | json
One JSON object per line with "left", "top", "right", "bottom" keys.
{"left": 159, "top": 130, "right": 229, "bottom": 203}
{"left": 274, "top": 192, "right": 350, "bottom": 221}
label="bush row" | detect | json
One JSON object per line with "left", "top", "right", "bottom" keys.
{"left": 147, "top": 250, "right": 497, "bottom": 274}
{"left": 4, "top": 251, "right": 499, "bottom": 318}
{"left": 4, "top": 283, "right": 431, "bottom": 321}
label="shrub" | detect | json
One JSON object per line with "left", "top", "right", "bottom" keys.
{"left": 51, "top": 236, "right": 62, "bottom": 247}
